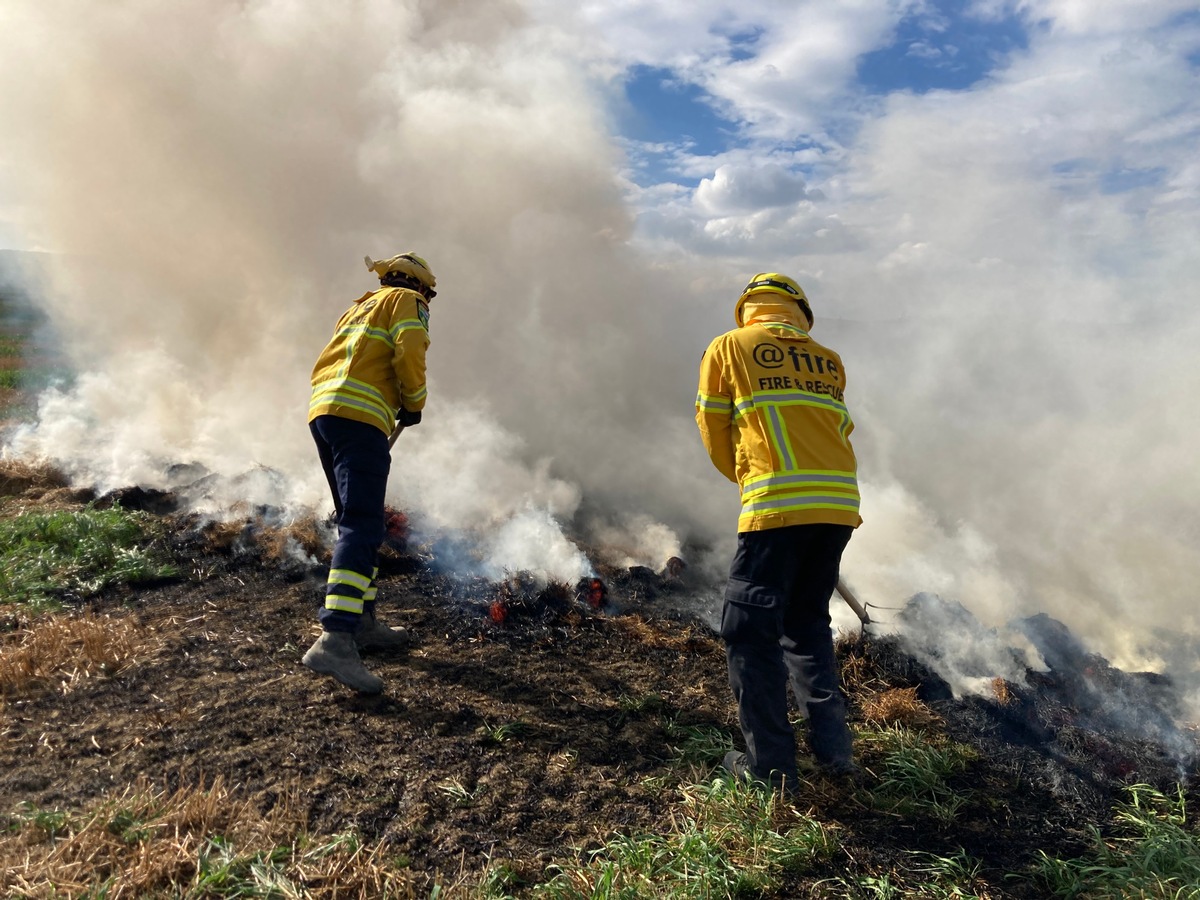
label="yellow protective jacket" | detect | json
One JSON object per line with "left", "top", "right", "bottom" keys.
{"left": 308, "top": 286, "right": 430, "bottom": 435}
{"left": 696, "top": 297, "right": 861, "bottom": 532}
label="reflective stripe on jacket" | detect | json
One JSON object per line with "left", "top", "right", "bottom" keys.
{"left": 309, "top": 286, "right": 429, "bottom": 435}
{"left": 696, "top": 299, "right": 861, "bottom": 532}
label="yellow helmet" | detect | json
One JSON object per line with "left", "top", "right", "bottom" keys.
{"left": 737, "top": 272, "right": 813, "bottom": 327}
{"left": 364, "top": 252, "right": 437, "bottom": 295}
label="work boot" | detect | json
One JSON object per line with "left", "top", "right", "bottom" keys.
{"left": 722, "top": 751, "right": 798, "bottom": 797}
{"left": 354, "top": 614, "right": 410, "bottom": 653}
{"left": 817, "top": 757, "right": 863, "bottom": 780}
{"left": 302, "top": 631, "right": 383, "bottom": 694}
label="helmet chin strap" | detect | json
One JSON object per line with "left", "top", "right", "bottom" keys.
{"left": 380, "top": 271, "right": 434, "bottom": 298}
{"left": 797, "top": 298, "right": 814, "bottom": 329}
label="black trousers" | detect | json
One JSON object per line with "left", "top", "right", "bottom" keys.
{"left": 310, "top": 415, "right": 390, "bottom": 633}
{"left": 720, "top": 523, "right": 855, "bottom": 782}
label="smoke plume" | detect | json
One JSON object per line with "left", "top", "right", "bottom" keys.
{"left": 1, "top": 0, "right": 1198, "bottom": 717}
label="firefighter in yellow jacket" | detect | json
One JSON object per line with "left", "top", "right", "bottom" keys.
{"left": 696, "top": 273, "right": 861, "bottom": 790}
{"left": 301, "top": 252, "right": 435, "bottom": 694}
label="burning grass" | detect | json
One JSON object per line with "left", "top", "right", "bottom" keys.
{"left": 0, "top": 612, "right": 159, "bottom": 697}
{"left": 195, "top": 513, "right": 329, "bottom": 566}
{"left": 0, "top": 776, "right": 421, "bottom": 899}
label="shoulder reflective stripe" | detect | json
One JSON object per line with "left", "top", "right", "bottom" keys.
{"left": 363, "top": 327, "right": 395, "bottom": 346}
{"left": 742, "top": 494, "right": 861, "bottom": 514}
{"left": 324, "top": 593, "right": 365, "bottom": 614}
{"left": 390, "top": 318, "right": 426, "bottom": 339}
{"left": 337, "top": 324, "right": 395, "bottom": 347}
{"left": 766, "top": 405, "right": 794, "bottom": 470}
{"left": 329, "top": 568, "right": 373, "bottom": 592}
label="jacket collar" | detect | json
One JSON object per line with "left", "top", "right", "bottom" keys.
{"left": 736, "top": 297, "right": 810, "bottom": 332}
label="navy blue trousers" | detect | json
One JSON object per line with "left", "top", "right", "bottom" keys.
{"left": 310, "top": 415, "right": 390, "bottom": 633}
{"left": 720, "top": 523, "right": 855, "bottom": 782}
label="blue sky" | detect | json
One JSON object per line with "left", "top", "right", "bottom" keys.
{"left": 615, "top": 2, "right": 1037, "bottom": 187}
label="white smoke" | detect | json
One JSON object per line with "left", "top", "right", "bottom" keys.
{"left": 0, "top": 0, "right": 1198, "bottom": 699}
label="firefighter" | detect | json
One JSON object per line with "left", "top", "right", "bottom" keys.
{"left": 696, "top": 273, "right": 862, "bottom": 792}
{"left": 301, "top": 252, "right": 436, "bottom": 694}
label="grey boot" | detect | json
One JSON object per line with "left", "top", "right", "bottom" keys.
{"left": 302, "top": 631, "right": 383, "bottom": 694}
{"left": 354, "top": 615, "right": 410, "bottom": 652}
{"left": 722, "top": 750, "right": 797, "bottom": 797}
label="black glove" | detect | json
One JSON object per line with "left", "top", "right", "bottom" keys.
{"left": 397, "top": 408, "right": 422, "bottom": 427}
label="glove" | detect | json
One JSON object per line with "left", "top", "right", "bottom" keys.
{"left": 397, "top": 408, "right": 422, "bottom": 427}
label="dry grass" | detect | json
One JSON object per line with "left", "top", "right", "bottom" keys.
{"left": 0, "top": 612, "right": 158, "bottom": 697}
{"left": 199, "top": 515, "right": 328, "bottom": 565}
{"left": 0, "top": 458, "right": 70, "bottom": 501}
{"left": 612, "top": 614, "right": 717, "bottom": 654}
{"left": 859, "top": 687, "right": 942, "bottom": 729}
{"left": 838, "top": 643, "right": 885, "bottom": 701}
{"left": 991, "top": 677, "right": 1015, "bottom": 706}
{"left": 1, "top": 775, "right": 420, "bottom": 899}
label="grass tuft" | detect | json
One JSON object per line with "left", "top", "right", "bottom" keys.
{"left": 1033, "top": 783, "right": 1200, "bottom": 899}
{"left": 858, "top": 724, "right": 977, "bottom": 822}
{"left": 0, "top": 504, "right": 179, "bottom": 611}
{"left": 860, "top": 687, "right": 941, "bottom": 729}
{"left": 0, "top": 777, "right": 420, "bottom": 898}
{"left": 0, "top": 612, "right": 160, "bottom": 698}
{"left": 534, "top": 776, "right": 836, "bottom": 899}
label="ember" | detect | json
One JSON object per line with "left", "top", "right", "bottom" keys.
{"left": 384, "top": 506, "right": 408, "bottom": 544}
{"left": 578, "top": 577, "right": 607, "bottom": 610}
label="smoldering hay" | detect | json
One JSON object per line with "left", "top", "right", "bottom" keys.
{"left": 0, "top": 1, "right": 1198, "bottom": 717}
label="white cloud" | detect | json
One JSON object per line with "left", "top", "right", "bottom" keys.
{"left": 694, "top": 163, "right": 814, "bottom": 214}
{"left": 1012, "top": 0, "right": 1198, "bottom": 35}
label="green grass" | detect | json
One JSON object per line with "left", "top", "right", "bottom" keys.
{"left": 857, "top": 724, "right": 978, "bottom": 822}
{"left": 816, "top": 849, "right": 993, "bottom": 898}
{"left": 0, "top": 504, "right": 180, "bottom": 612}
{"left": 664, "top": 719, "right": 736, "bottom": 767}
{"left": 532, "top": 776, "right": 837, "bottom": 899}
{"left": 1033, "top": 784, "right": 1200, "bottom": 899}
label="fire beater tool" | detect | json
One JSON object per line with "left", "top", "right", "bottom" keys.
{"left": 388, "top": 422, "right": 405, "bottom": 449}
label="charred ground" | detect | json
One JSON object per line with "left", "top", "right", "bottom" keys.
{"left": 1, "top": 465, "right": 1198, "bottom": 897}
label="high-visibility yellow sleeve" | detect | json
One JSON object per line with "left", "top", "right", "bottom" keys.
{"left": 392, "top": 313, "right": 429, "bottom": 412}
{"left": 696, "top": 346, "right": 738, "bottom": 483}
